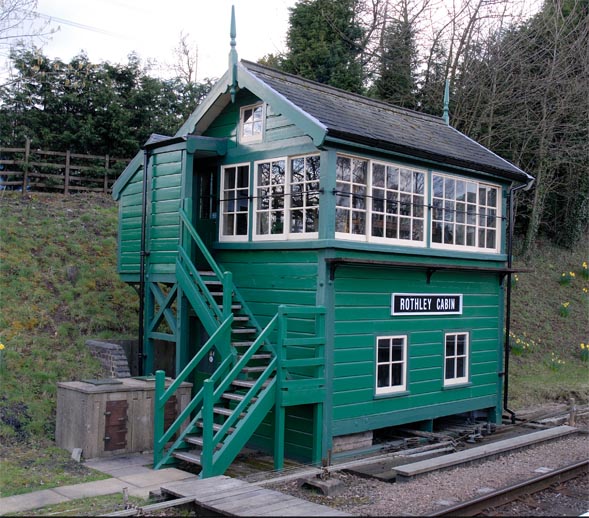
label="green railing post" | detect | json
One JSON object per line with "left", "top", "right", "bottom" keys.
{"left": 153, "top": 370, "right": 166, "bottom": 468}
{"left": 274, "top": 306, "right": 287, "bottom": 471}
{"left": 201, "top": 379, "right": 214, "bottom": 477}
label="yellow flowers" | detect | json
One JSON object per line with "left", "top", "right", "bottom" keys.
{"left": 559, "top": 301, "right": 571, "bottom": 317}
{"left": 546, "top": 351, "right": 565, "bottom": 371}
{"left": 579, "top": 343, "right": 588, "bottom": 362}
{"left": 0, "top": 343, "right": 4, "bottom": 351}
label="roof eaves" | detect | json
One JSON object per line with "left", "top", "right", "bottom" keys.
{"left": 325, "top": 130, "right": 530, "bottom": 183}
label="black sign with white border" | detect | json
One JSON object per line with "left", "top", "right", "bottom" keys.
{"left": 391, "top": 293, "right": 463, "bottom": 316}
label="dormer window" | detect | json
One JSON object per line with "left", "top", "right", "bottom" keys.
{"left": 240, "top": 103, "right": 264, "bottom": 142}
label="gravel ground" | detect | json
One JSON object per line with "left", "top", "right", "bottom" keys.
{"left": 267, "top": 432, "right": 589, "bottom": 516}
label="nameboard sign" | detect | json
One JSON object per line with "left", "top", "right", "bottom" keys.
{"left": 391, "top": 293, "right": 463, "bottom": 316}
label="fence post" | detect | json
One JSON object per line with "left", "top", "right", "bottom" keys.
{"left": 22, "top": 138, "right": 30, "bottom": 196}
{"left": 104, "top": 155, "right": 109, "bottom": 193}
{"left": 64, "top": 150, "right": 71, "bottom": 195}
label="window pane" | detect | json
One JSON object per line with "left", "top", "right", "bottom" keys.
{"left": 400, "top": 218, "right": 411, "bottom": 240}
{"left": 433, "top": 175, "right": 444, "bottom": 197}
{"left": 445, "top": 178, "right": 455, "bottom": 199}
{"left": 291, "top": 210, "right": 303, "bottom": 233}
{"left": 353, "top": 159, "right": 367, "bottom": 183}
{"left": 373, "top": 164, "right": 385, "bottom": 187}
{"left": 456, "top": 181, "right": 465, "bottom": 201}
{"left": 372, "top": 213, "right": 384, "bottom": 237}
{"left": 352, "top": 212, "right": 365, "bottom": 234}
{"left": 336, "top": 156, "right": 350, "bottom": 181}
{"left": 457, "top": 357, "right": 465, "bottom": 378}
{"left": 223, "top": 214, "right": 234, "bottom": 235}
{"left": 377, "top": 365, "right": 390, "bottom": 387}
{"left": 387, "top": 167, "right": 399, "bottom": 190}
{"left": 386, "top": 216, "right": 398, "bottom": 239}
{"left": 413, "top": 220, "right": 424, "bottom": 241}
{"left": 336, "top": 208, "right": 349, "bottom": 233}
{"left": 391, "top": 342, "right": 403, "bottom": 362}
{"left": 291, "top": 157, "right": 304, "bottom": 183}
{"left": 400, "top": 169, "right": 412, "bottom": 192}
{"left": 391, "top": 364, "right": 403, "bottom": 387}
{"left": 445, "top": 358, "right": 455, "bottom": 379}
{"left": 414, "top": 172, "right": 424, "bottom": 194}
{"left": 457, "top": 335, "right": 466, "bottom": 355}
{"left": 378, "top": 340, "right": 390, "bottom": 362}
{"left": 307, "top": 155, "right": 320, "bottom": 181}
{"left": 306, "top": 209, "right": 318, "bottom": 232}
{"left": 236, "top": 214, "right": 248, "bottom": 235}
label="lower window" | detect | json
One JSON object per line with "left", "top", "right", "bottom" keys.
{"left": 444, "top": 332, "right": 469, "bottom": 386}
{"left": 376, "top": 335, "right": 407, "bottom": 394}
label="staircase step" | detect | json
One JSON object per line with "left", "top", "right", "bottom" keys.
{"left": 219, "top": 304, "right": 242, "bottom": 310}
{"left": 231, "top": 328, "right": 257, "bottom": 334}
{"left": 241, "top": 366, "right": 268, "bottom": 373}
{"left": 197, "top": 421, "right": 235, "bottom": 433}
{"left": 234, "top": 316, "right": 250, "bottom": 322}
{"left": 222, "top": 392, "right": 258, "bottom": 403}
{"left": 185, "top": 436, "right": 222, "bottom": 450}
{"left": 172, "top": 451, "right": 202, "bottom": 465}
{"left": 232, "top": 341, "right": 254, "bottom": 347}
{"left": 249, "top": 354, "right": 272, "bottom": 360}
{"left": 232, "top": 379, "right": 271, "bottom": 389}
{"left": 214, "top": 406, "right": 246, "bottom": 418}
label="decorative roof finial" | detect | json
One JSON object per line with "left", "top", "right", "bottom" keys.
{"left": 229, "top": 5, "right": 238, "bottom": 103}
{"left": 443, "top": 79, "right": 450, "bottom": 125}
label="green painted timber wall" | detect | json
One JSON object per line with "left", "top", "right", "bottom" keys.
{"left": 147, "top": 149, "right": 184, "bottom": 277}
{"left": 118, "top": 166, "right": 143, "bottom": 278}
{"left": 330, "top": 260, "right": 503, "bottom": 437}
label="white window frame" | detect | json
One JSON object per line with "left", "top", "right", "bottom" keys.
{"left": 239, "top": 103, "right": 265, "bottom": 143}
{"left": 375, "top": 335, "right": 408, "bottom": 395}
{"left": 369, "top": 161, "right": 427, "bottom": 247}
{"left": 335, "top": 154, "right": 369, "bottom": 242}
{"left": 253, "top": 154, "right": 320, "bottom": 242}
{"left": 288, "top": 154, "right": 320, "bottom": 239}
{"left": 253, "top": 157, "right": 287, "bottom": 241}
{"left": 219, "top": 163, "right": 250, "bottom": 242}
{"left": 444, "top": 332, "right": 469, "bottom": 386}
{"left": 430, "top": 173, "right": 501, "bottom": 253}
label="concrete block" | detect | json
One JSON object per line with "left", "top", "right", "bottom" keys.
{"left": 298, "top": 476, "right": 345, "bottom": 496}
{"left": 0, "top": 490, "right": 69, "bottom": 516}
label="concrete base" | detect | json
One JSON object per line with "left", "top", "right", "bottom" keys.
{"left": 298, "top": 476, "right": 346, "bottom": 497}
{"left": 332, "top": 431, "right": 373, "bottom": 454}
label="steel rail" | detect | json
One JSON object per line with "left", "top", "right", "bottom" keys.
{"left": 430, "top": 458, "right": 589, "bottom": 517}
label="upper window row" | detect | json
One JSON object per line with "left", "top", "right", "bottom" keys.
{"left": 220, "top": 153, "right": 502, "bottom": 253}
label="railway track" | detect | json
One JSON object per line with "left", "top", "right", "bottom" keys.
{"left": 430, "top": 459, "right": 589, "bottom": 517}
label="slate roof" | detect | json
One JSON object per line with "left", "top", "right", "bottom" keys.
{"left": 241, "top": 60, "right": 531, "bottom": 183}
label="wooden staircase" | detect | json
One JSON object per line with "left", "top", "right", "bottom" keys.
{"left": 152, "top": 203, "right": 326, "bottom": 478}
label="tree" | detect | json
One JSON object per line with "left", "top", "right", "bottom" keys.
{"left": 0, "top": 48, "right": 213, "bottom": 157}
{"left": 281, "top": 0, "right": 365, "bottom": 93}
{"left": 372, "top": 1, "right": 420, "bottom": 108}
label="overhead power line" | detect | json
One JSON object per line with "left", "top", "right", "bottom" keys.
{"left": 36, "top": 12, "right": 127, "bottom": 39}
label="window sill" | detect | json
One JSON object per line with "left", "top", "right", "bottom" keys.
{"left": 374, "top": 390, "right": 409, "bottom": 399}
{"left": 442, "top": 381, "right": 472, "bottom": 390}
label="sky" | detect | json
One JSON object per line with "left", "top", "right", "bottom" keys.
{"left": 32, "top": 0, "right": 298, "bottom": 81}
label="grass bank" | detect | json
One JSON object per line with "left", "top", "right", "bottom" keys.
{"left": 0, "top": 192, "right": 138, "bottom": 496}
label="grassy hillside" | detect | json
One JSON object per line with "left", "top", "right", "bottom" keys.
{"left": 509, "top": 238, "right": 589, "bottom": 407}
{"left": 0, "top": 192, "right": 138, "bottom": 444}
{"left": 0, "top": 193, "right": 586, "bottom": 444}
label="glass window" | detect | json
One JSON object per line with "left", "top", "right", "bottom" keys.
{"left": 336, "top": 155, "right": 368, "bottom": 237}
{"left": 255, "top": 159, "right": 286, "bottom": 237}
{"left": 375, "top": 336, "right": 407, "bottom": 394}
{"left": 290, "top": 155, "right": 320, "bottom": 234}
{"left": 371, "top": 162, "right": 425, "bottom": 244}
{"left": 220, "top": 164, "right": 249, "bottom": 240}
{"left": 254, "top": 154, "right": 321, "bottom": 240}
{"left": 240, "top": 103, "right": 264, "bottom": 142}
{"left": 432, "top": 174, "right": 500, "bottom": 251}
{"left": 444, "top": 332, "right": 469, "bottom": 386}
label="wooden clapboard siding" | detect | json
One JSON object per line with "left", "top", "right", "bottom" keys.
{"left": 118, "top": 166, "right": 143, "bottom": 279}
{"left": 331, "top": 263, "right": 502, "bottom": 435}
{"left": 148, "top": 150, "right": 183, "bottom": 276}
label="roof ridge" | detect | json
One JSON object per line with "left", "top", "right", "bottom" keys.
{"left": 241, "top": 59, "right": 444, "bottom": 125}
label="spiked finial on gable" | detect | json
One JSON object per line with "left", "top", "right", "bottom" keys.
{"left": 443, "top": 79, "right": 450, "bottom": 125}
{"left": 229, "top": 5, "right": 238, "bottom": 103}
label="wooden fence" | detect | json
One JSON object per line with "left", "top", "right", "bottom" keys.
{"left": 0, "top": 139, "right": 130, "bottom": 194}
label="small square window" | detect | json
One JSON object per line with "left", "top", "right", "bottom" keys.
{"left": 240, "top": 103, "right": 264, "bottom": 142}
{"left": 375, "top": 336, "right": 407, "bottom": 394}
{"left": 444, "top": 332, "right": 469, "bottom": 386}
